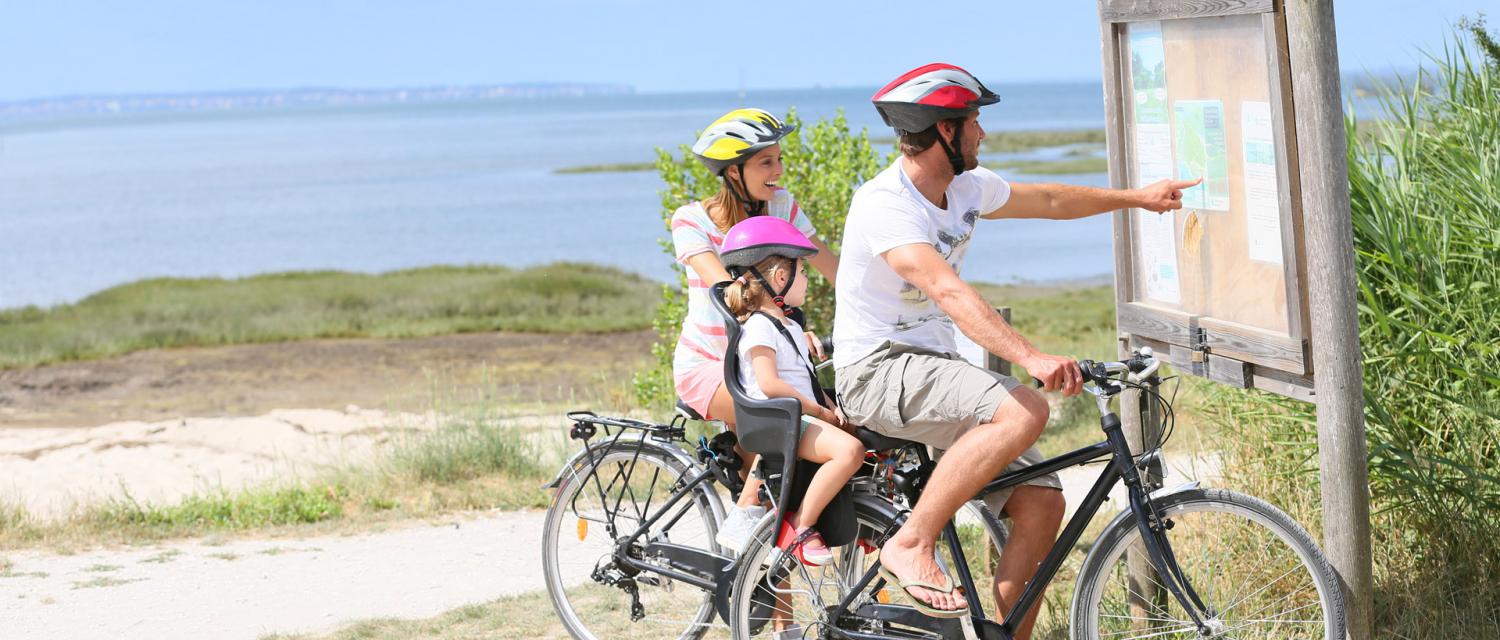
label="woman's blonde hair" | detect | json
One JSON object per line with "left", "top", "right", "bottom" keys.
{"left": 723, "top": 255, "right": 795, "bottom": 322}
{"left": 703, "top": 181, "right": 750, "bottom": 233}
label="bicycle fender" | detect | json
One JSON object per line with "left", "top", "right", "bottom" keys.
{"left": 1149, "top": 480, "right": 1201, "bottom": 501}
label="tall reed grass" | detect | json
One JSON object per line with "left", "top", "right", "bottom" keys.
{"left": 1208, "top": 21, "right": 1500, "bottom": 637}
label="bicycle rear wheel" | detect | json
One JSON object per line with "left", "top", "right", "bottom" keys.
{"left": 543, "top": 439, "right": 725, "bottom": 640}
{"left": 1071, "top": 488, "right": 1344, "bottom": 639}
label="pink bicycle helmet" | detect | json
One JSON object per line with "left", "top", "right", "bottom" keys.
{"left": 719, "top": 217, "right": 818, "bottom": 271}
{"left": 719, "top": 217, "right": 818, "bottom": 311}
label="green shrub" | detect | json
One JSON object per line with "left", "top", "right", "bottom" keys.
{"left": 634, "top": 110, "right": 890, "bottom": 409}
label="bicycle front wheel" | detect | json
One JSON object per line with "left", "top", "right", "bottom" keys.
{"left": 1071, "top": 488, "right": 1345, "bottom": 639}
{"left": 543, "top": 439, "right": 725, "bottom": 640}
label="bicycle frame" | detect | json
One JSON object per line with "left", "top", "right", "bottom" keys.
{"left": 829, "top": 379, "right": 1214, "bottom": 640}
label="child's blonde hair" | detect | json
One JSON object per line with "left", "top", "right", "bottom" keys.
{"left": 723, "top": 255, "right": 795, "bottom": 322}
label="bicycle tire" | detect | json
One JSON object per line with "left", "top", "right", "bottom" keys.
{"left": 543, "top": 438, "right": 725, "bottom": 640}
{"left": 730, "top": 495, "right": 946, "bottom": 640}
{"left": 1070, "top": 488, "right": 1345, "bottom": 639}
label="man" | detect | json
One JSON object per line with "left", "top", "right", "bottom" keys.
{"left": 833, "top": 63, "right": 1195, "bottom": 637}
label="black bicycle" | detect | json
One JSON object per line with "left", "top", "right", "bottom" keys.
{"left": 540, "top": 403, "right": 1008, "bottom": 639}
{"left": 726, "top": 348, "right": 1346, "bottom": 639}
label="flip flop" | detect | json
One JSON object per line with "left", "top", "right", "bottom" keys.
{"left": 875, "top": 565, "right": 970, "bottom": 619}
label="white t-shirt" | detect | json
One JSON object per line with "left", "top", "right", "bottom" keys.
{"left": 736, "top": 313, "right": 818, "bottom": 402}
{"left": 832, "top": 161, "right": 1011, "bottom": 369}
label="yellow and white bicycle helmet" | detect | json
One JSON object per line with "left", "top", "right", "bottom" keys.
{"left": 690, "top": 108, "right": 796, "bottom": 176}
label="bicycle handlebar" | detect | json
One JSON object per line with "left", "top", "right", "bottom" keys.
{"left": 1029, "top": 347, "right": 1160, "bottom": 390}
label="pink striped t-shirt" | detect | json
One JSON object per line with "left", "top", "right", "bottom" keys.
{"left": 670, "top": 188, "right": 819, "bottom": 379}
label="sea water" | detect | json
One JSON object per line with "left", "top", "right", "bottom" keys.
{"left": 1, "top": 83, "right": 1121, "bottom": 308}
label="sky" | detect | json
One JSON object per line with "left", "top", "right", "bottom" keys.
{"left": 1, "top": 0, "right": 1493, "bottom": 102}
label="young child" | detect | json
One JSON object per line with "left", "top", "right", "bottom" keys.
{"left": 719, "top": 216, "right": 865, "bottom": 567}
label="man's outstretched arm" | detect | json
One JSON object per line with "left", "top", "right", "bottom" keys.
{"left": 883, "top": 243, "right": 1082, "bottom": 395}
{"left": 986, "top": 177, "right": 1202, "bottom": 220}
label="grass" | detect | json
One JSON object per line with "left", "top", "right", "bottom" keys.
{"left": 553, "top": 161, "right": 655, "bottom": 174}
{"left": 871, "top": 128, "right": 1107, "bottom": 154}
{"left": 568, "top": 130, "right": 1111, "bottom": 176}
{"left": 0, "top": 262, "right": 658, "bottom": 370}
{"left": 71, "top": 576, "right": 142, "bottom": 590}
{"left": 139, "top": 550, "right": 182, "bottom": 564}
{"left": 985, "top": 156, "right": 1109, "bottom": 175}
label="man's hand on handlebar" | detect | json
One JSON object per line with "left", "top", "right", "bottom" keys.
{"left": 1022, "top": 352, "right": 1083, "bottom": 396}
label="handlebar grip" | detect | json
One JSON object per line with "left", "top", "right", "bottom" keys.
{"left": 1030, "top": 360, "right": 1096, "bottom": 390}
{"left": 820, "top": 336, "right": 835, "bottom": 357}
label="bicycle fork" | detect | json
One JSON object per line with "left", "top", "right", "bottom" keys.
{"left": 1104, "top": 409, "right": 1217, "bottom": 634}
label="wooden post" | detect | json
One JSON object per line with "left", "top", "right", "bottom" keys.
{"left": 983, "top": 306, "right": 1013, "bottom": 572}
{"left": 985, "top": 307, "right": 1014, "bottom": 377}
{"left": 1284, "top": 1, "right": 1372, "bottom": 637}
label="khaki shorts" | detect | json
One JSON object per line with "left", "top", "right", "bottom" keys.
{"left": 836, "top": 340, "right": 1062, "bottom": 514}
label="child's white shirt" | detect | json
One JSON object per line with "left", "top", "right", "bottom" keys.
{"left": 736, "top": 313, "right": 817, "bottom": 402}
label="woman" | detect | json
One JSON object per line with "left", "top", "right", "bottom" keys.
{"left": 670, "top": 108, "right": 839, "bottom": 551}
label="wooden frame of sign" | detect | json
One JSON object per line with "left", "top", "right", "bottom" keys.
{"left": 1098, "top": 0, "right": 1315, "bottom": 401}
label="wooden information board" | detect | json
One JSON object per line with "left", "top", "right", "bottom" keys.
{"left": 1100, "top": 0, "right": 1314, "bottom": 400}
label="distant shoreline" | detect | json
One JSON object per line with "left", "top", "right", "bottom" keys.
{"left": 1, "top": 262, "right": 1114, "bottom": 316}
{"left": 0, "top": 82, "right": 634, "bottom": 125}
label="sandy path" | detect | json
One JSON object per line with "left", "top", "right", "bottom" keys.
{"left": 0, "top": 510, "right": 548, "bottom": 640}
{"left": 0, "top": 408, "right": 441, "bottom": 518}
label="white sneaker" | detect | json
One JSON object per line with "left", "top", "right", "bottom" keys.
{"left": 715, "top": 505, "right": 766, "bottom": 553}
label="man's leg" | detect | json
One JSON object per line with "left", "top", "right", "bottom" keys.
{"left": 992, "top": 485, "right": 1065, "bottom": 640}
{"left": 879, "top": 387, "right": 1050, "bottom": 612}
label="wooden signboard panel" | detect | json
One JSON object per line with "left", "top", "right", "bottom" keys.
{"left": 1101, "top": 1, "right": 1314, "bottom": 398}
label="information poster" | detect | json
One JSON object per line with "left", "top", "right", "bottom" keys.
{"left": 1173, "top": 100, "right": 1231, "bottom": 211}
{"left": 1242, "top": 101, "right": 1284, "bottom": 264}
{"left": 1129, "top": 22, "right": 1181, "bottom": 303}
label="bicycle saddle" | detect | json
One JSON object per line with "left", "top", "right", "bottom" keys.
{"left": 855, "top": 427, "right": 917, "bottom": 452}
{"left": 675, "top": 399, "right": 705, "bottom": 421}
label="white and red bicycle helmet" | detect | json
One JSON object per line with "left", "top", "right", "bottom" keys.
{"left": 872, "top": 63, "right": 999, "bottom": 175}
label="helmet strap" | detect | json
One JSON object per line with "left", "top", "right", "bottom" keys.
{"left": 725, "top": 168, "right": 766, "bottom": 216}
{"left": 747, "top": 264, "right": 795, "bottom": 310}
{"left": 933, "top": 121, "right": 967, "bottom": 177}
